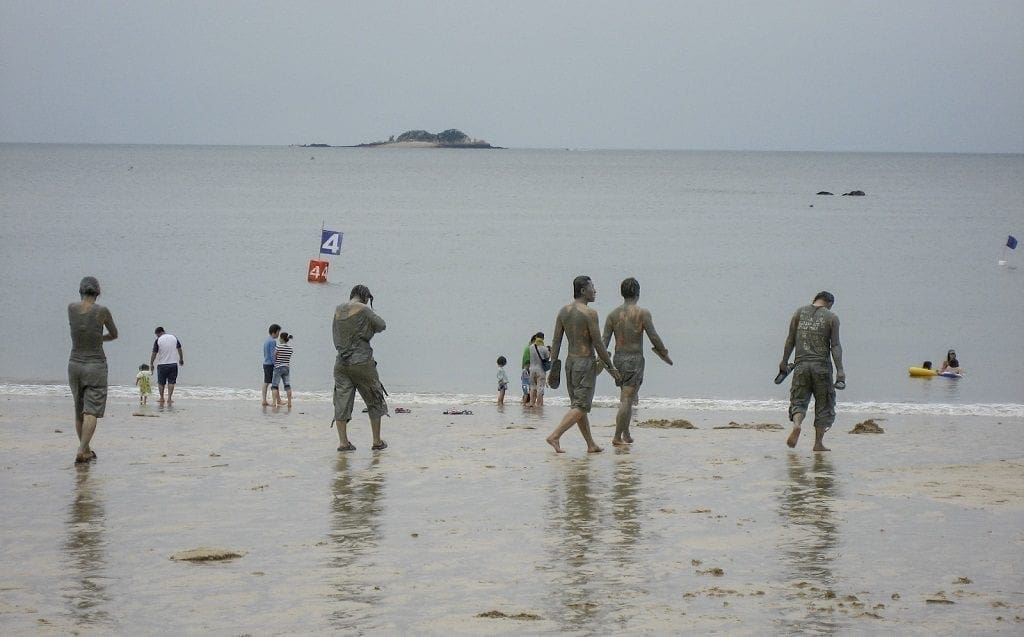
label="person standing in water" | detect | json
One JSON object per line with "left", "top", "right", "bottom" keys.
{"left": 67, "top": 276, "right": 118, "bottom": 464}
{"left": 332, "top": 284, "right": 389, "bottom": 452}
{"left": 780, "top": 291, "right": 845, "bottom": 452}
{"left": 150, "top": 326, "right": 184, "bottom": 404}
{"left": 546, "top": 275, "right": 620, "bottom": 453}
{"left": 261, "top": 323, "right": 281, "bottom": 406}
{"left": 602, "top": 277, "right": 673, "bottom": 446}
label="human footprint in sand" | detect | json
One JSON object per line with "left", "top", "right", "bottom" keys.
{"left": 67, "top": 276, "right": 118, "bottom": 464}
{"left": 546, "top": 275, "right": 620, "bottom": 453}
{"left": 779, "top": 291, "right": 845, "bottom": 452}
{"left": 602, "top": 277, "right": 672, "bottom": 446}
{"left": 332, "top": 284, "right": 389, "bottom": 452}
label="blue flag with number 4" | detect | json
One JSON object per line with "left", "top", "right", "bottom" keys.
{"left": 321, "top": 230, "right": 343, "bottom": 255}
{"left": 1008, "top": 235, "right": 1018, "bottom": 250}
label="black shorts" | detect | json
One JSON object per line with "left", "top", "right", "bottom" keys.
{"left": 263, "top": 364, "right": 274, "bottom": 384}
{"left": 157, "top": 363, "right": 179, "bottom": 385}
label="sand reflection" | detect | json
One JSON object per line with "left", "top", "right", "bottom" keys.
{"left": 543, "top": 459, "right": 605, "bottom": 630}
{"left": 62, "top": 466, "right": 110, "bottom": 628}
{"left": 327, "top": 455, "right": 385, "bottom": 630}
{"left": 777, "top": 452, "right": 839, "bottom": 634}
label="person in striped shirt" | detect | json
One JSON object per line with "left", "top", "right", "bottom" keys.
{"left": 271, "top": 332, "right": 294, "bottom": 407}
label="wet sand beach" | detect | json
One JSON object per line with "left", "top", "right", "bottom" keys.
{"left": 1, "top": 394, "right": 1022, "bottom": 635}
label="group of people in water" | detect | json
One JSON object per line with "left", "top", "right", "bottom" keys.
{"left": 67, "top": 274, "right": 850, "bottom": 464}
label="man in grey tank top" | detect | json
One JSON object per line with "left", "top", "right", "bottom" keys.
{"left": 332, "top": 284, "right": 389, "bottom": 452}
{"left": 779, "top": 291, "right": 845, "bottom": 451}
{"left": 67, "top": 276, "right": 118, "bottom": 463}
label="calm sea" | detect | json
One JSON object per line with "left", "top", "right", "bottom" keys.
{"left": 1, "top": 144, "right": 1021, "bottom": 416}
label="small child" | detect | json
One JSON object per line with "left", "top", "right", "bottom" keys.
{"left": 136, "top": 363, "right": 153, "bottom": 405}
{"left": 521, "top": 367, "right": 530, "bottom": 404}
{"left": 496, "top": 356, "right": 509, "bottom": 405}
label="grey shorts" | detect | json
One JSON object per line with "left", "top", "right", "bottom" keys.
{"left": 613, "top": 352, "right": 645, "bottom": 388}
{"left": 69, "top": 360, "right": 108, "bottom": 418}
{"left": 333, "top": 359, "right": 388, "bottom": 423}
{"left": 271, "top": 365, "right": 291, "bottom": 390}
{"left": 565, "top": 357, "right": 597, "bottom": 413}
{"left": 788, "top": 361, "right": 836, "bottom": 429}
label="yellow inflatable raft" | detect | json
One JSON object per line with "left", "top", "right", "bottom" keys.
{"left": 908, "top": 366, "right": 937, "bottom": 377}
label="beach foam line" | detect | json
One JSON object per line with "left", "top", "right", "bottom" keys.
{"left": 2, "top": 383, "right": 1021, "bottom": 418}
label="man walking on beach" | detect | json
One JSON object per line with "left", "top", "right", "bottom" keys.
{"left": 546, "top": 275, "right": 620, "bottom": 453}
{"left": 262, "top": 323, "right": 281, "bottom": 406}
{"left": 150, "top": 326, "right": 184, "bottom": 404}
{"left": 603, "top": 277, "right": 673, "bottom": 446}
{"left": 779, "top": 291, "right": 845, "bottom": 451}
{"left": 332, "top": 284, "right": 389, "bottom": 452}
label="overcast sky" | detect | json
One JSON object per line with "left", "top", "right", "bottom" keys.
{"left": 2, "top": 1, "right": 1022, "bottom": 152}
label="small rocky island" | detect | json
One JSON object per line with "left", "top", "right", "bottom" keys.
{"left": 300, "top": 129, "right": 500, "bottom": 149}
{"left": 358, "top": 129, "right": 501, "bottom": 148}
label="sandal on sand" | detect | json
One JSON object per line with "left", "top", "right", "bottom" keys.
{"left": 337, "top": 443, "right": 356, "bottom": 452}
{"left": 371, "top": 440, "right": 388, "bottom": 451}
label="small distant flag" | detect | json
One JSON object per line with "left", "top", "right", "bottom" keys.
{"left": 320, "top": 229, "right": 343, "bottom": 255}
{"left": 1008, "top": 235, "right": 1019, "bottom": 250}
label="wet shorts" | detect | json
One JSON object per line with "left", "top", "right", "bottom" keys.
{"left": 788, "top": 361, "right": 836, "bottom": 429}
{"left": 565, "top": 356, "right": 597, "bottom": 413}
{"left": 334, "top": 359, "right": 388, "bottom": 423}
{"left": 68, "top": 360, "right": 109, "bottom": 418}
{"left": 271, "top": 365, "right": 291, "bottom": 390}
{"left": 529, "top": 367, "right": 546, "bottom": 395}
{"left": 613, "top": 352, "right": 645, "bottom": 388}
{"left": 263, "top": 363, "right": 274, "bottom": 384}
{"left": 157, "top": 363, "right": 179, "bottom": 385}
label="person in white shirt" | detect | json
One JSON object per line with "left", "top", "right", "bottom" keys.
{"left": 149, "top": 326, "right": 184, "bottom": 404}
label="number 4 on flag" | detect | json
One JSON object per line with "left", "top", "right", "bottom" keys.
{"left": 321, "top": 230, "right": 343, "bottom": 255}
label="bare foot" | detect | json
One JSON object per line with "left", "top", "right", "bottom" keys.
{"left": 546, "top": 437, "right": 565, "bottom": 453}
{"left": 587, "top": 445, "right": 603, "bottom": 453}
{"left": 786, "top": 427, "right": 801, "bottom": 448}
{"left": 623, "top": 434, "right": 634, "bottom": 444}
{"left": 612, "top": 439, "right": 630, "bottom": 446}
{"left": 262, "top": 401, "right": 269, "bottom": 406}
{"left": 813, "top": 445, "right": 831, "bottom": 452}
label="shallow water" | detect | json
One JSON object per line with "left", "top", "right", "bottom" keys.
{"left": 2, "top": 145, "right": 1022, "bottom": 407}
{"left": 1, "top": 395, "right": 1022, "bottom": 634}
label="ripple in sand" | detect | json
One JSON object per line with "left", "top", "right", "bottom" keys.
{"left": 170, "top": 548, "right": 245, "bottom": 562}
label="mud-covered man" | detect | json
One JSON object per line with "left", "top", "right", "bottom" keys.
{"left": 333, "top": 284, "right": 389, "bottom": 452}
{"left": 602, "top": 277, "right": 672, "bottom": 446}
{"left": 546, "top": 275, "right": 621, "bottom": 453}
{"left": 780, "top": 291, "right": 845, "bottom": 452}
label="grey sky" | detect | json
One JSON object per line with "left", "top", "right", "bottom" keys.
{"left": 2, "top": 1, "right": 1022, "bottom": 152}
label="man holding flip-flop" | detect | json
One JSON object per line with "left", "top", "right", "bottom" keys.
{"left": 778, "top": 291, "right": 845, "bottom": 452}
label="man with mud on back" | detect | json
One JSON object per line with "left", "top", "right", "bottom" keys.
{"left": 602, "top": 277, "right": 673, "bottom": 446}
{"left": 333, "top": 284, "right": 389, "bottom": 452}
{"left": 545, "top": 275, "right": 621, "bottom": 453}
{"left": 780, "top": 291, "right": 845, "bottom": 452}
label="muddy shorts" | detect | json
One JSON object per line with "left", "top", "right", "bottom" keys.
{"left": 613, "top": 352, "right": 645, "bottom": 388}
{"left": 788, "top": 361, "right": 836, "bottom": 429}
{"left": 565, "top": 356, "right": 597, "bottom": 413}
{"left": 529, "top": 367, "right": 546, "bottom": 395}
{"left": 334, "top": 359, "right": 388, "bottom": 423}
{"left": 68, "top": 360, "right": 109, "bottom": 418}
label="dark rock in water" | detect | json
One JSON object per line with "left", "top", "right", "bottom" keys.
{"left": 842, "top": 190, "right": 866, "bottom": 196}
{"left": 817, "top": 191, "right": 833, "bottom": 195}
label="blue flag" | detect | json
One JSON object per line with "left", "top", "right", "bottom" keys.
{"left": 320, "top": 230, "right": 343, "bottom": 255}
{"left": 1009, "top": 235, "right": 1019, "bottom": 250}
